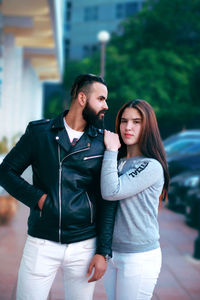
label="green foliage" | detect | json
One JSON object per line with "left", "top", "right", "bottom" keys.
{"left": 63, "top": 0, "right": 200, "bottom": 137}
{"left": 45, "top": 93, "right": 65, "bottom": 119}
{"left": 64, "top": 55, "right": 100, "bottom": 94}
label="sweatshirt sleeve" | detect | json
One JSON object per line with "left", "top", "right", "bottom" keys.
{"left": 101, "top": 150, "right": 164, "bottom": 201}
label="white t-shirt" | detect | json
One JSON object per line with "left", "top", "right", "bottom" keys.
{"left": 63, "top": 117, "right": 84, "bottom": 143}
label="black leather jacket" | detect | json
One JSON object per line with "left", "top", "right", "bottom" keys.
{"left": 0, "top": 111, "right": 117, "bottom": 256}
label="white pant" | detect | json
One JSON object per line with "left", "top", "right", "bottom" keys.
{"left": 104, "top": 248, "right": 162, "bottom": 300}
{"left": 16, "top": 235, "right": 96, "bottom": 300}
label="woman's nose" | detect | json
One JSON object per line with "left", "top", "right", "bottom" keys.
{"left": 125, "top": 122, "right": 132, "bottom": 130}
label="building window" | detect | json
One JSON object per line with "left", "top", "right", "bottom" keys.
{"left": 84, "top": 6, "right": 99, "bottom": 21}
{"left": 82, "top": 44, "right": 98, "bottom": 58}
{"left": 66, "top": 1, "right": 72, "bottom": 22}
{"left": 116, "top": 2, "right": 140, "bottom": 19}
{"left": 91, "top": 45, "right": 98, "bottom": 53}
{"left": 116, "top": 3, "right": 124, "bottom": 19}
{"left": 126, "top": 2, "right": 139, "bottom": 17}
{"left": 65, "top": 39, "right": 70, "bottom": 59}
{"left": 83, "top": 45, "right": 89, "bottom": 57}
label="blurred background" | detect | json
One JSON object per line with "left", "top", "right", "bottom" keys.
{"left": 0, "top": 0, "right": 200, "bottom": 299}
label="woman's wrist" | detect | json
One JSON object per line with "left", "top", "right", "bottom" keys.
{"left": 105, "top": 147, "right": 118, "bottom": 152}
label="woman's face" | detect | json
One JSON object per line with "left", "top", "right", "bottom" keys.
{"left": 120, "top": 107, "right": 142, "bottom": 147}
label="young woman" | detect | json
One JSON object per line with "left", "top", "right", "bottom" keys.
{"left": 101, "top": 99, "right": 169, "bottom": 300}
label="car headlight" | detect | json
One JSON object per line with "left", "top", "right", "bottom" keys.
{"left": 184, "top": 176, "right": 200, "bottom": 187}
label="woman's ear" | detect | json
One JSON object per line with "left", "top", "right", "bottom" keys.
{"left": 77, "top": 92, "right": 87, "bottom": 107}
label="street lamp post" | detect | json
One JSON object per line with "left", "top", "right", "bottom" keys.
{"left": 97, "top": 30, "right": 110, "bottom": 78}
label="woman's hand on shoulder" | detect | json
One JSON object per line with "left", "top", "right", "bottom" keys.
{"left": 104, "top": 130, "right": 121, "bottom": 151}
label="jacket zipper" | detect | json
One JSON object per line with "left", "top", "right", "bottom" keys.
{"left": 58, "top": 146, "right": 62, "bottom": 242}
{"left": 83, "top": 155, "right": 103, "bottom": 160}
{"left": 58, "top": 144, "right": 90, "bottom": 243}
{"left": 86, "top": 192, "right": 93, "bottom": 223}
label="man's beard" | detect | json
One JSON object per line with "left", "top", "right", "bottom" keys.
{"left": 82, "top": 101, "right": 106, "bottom": 129}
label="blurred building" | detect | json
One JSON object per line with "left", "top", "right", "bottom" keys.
{"left": 64, "top": 0, "right": 145, "bottom": 60}
{"left": 0, "top": 0, "right": 65, "bottom": 149}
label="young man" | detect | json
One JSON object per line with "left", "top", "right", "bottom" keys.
{"left": 0, "top": 74, "right": 117, "bottom": 300}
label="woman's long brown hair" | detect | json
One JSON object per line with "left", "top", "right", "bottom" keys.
{"left": 116, "top": 99, "right": 169, "bottom": 201}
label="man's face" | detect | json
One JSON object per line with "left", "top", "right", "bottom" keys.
{"left": 82, "top": 82, "right": 108, "bottom": 129}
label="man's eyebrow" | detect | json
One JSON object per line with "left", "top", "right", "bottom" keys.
{"left": 98, "top": 95, "right": 106, "bottom": 100}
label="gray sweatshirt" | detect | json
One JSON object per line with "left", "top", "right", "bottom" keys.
{"left": 101, "top": 151, "right": 164, "bottom": 253}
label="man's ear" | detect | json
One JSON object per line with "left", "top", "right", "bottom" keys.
{"left": 77, "top": 92, "right": 87, "bottom": 107}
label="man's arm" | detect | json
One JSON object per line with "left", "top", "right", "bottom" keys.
{"left": 95, "top": 199, "right": 118, "bottom": 257}
{"left": 87, "top": 195, "right": 118, "bottom": 282}
{"left": 0, "top": 124, "right": 44, "bottom": 208}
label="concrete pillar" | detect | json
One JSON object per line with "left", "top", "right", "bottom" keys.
{"left": 0, "top": 34, "right": 23, "bottom": 148}
{"left": 0, "top": 35, "right": 43, "bottom": 149}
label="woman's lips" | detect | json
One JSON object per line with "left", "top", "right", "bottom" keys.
{"left": 124, "top": 133, "right": 133, "bottom": 138}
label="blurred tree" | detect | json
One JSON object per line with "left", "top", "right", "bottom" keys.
{"left": 45, "top": 92, "right": 65, "bottom": 119}
{"left": 63, "top": 56, "right": 99, "bottom": 101}
{"left": 63, "top": 0, "right": 200, "bottom": 137}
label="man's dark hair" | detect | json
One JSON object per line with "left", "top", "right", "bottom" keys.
{"left": 70, "top": 74, "right": 107, "bottom": 101}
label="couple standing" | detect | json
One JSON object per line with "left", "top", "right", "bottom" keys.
{"left": 0, "top": 74, "right": 169, "bottom": 300}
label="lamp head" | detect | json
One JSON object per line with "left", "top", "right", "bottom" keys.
{"left": 97, "top": 31, "right": 110, "bottom": 43}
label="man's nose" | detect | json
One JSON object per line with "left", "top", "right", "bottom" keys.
{"left": 103, "top": 101, "right": 108, "bottom": 110}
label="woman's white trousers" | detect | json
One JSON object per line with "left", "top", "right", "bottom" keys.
{"left": 104, "top": 247, "right": 162, "bottom": 300}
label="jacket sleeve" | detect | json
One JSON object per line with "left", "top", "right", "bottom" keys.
{"left": 101, "top": 150, "right": 164, "bottom": 201}
{"left": 0, "top": 123, "right": 44, "bottom": 208}
{"left": 94, "top": 179, "right": 118, "bottom": 257}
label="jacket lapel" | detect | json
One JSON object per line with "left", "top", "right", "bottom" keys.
{"left": 51, "top": 110, "right": 98, "bottom": 154}
{"left": 56, "top": 128, "right": 71, "bottom": 153}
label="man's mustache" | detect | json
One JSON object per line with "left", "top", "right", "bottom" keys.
{"left": 97, "top": 110, "right": 107, "bottom": 116}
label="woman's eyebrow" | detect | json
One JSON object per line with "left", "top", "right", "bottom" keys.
{"left": 121, "top": 117, "right": 142, "bottom": 120}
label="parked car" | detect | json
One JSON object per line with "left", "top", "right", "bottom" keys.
{"left": 184, "top": 172, "right": 200, "bottom": 228}
{"left": 168, "top": 171, "right": 193, "bottom": 211}
{"left": 167, "top": 152, "right": 200, "bottom": 178}
{"left": 165, "top": 131, "right": 200, "bottom": 225}
{"left": 163, "top": 130, "right": 200, "bottom": 178}
{"left": 163, "top": 129, "right": 200, "bottom": 148}
{"left": 165, "top": 139, "right": 200, "bottom": 160}
{"left": 185, "top": 188, "right": 200, "bottom": 229}
{"left": 168, "top": 170, "right": 200, "bottom": 216}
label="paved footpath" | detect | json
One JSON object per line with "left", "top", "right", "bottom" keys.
{"left": 0, "top": 202, "right": 200, "bottom": 300}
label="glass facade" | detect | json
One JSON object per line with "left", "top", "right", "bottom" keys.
{"left": 116, "top": 1, "right": 140, "bottom": 19}
{"left": 65, "top": 0, "right": 145, "bottom": 60}
{"left": 84, "top": 6, "right": 99, "bottom": 21}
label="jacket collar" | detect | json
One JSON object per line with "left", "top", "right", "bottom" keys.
{"left": 51, "top": 110, "right": 99, "bottom": 138}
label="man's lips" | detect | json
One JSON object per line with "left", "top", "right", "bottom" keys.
{"left": 98, "top": 111, "right": 106, "bottom": 119}
{"left": 98, "top": 112, "right": 105, "bottom": 119}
